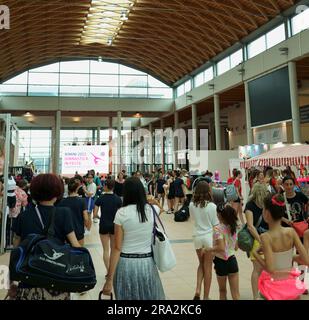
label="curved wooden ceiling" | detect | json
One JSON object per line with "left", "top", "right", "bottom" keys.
{"left": 0, "top": 0, "right": 298, "bottom": 86}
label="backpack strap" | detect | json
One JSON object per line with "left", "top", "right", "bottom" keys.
{"left": 35, "top": 205, "right": 56, "bottom": 238}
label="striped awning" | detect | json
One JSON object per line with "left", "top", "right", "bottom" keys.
{"left": 240, "top": 145, "right": 309, "bottom": 169}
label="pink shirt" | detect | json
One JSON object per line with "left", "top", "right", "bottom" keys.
{"left": 11, "top": 187, "right": 28, "bottom": 218}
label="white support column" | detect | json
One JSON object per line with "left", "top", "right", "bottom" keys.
{"left": 174, "top": 111, "right": 179, "bottom": 169}
{"left": 54, "top": 110, "right": 61, "bottom": 175}
{"left": 191, "top": 103, "right": 198, "bottom": 151}
{"left": 148, "top": 123, "right": 154, "bottom": 173}
{"left": 97, "top": 127, "right": 100, "bottom": 145}
{"left": 117, "top": 111, "right": 122, "bottom": 173}
{"left": 14, "top": 130, "right": 19, "bottom": 166}
{"left": 160, "top": 118, "right": 165, "bottom": 172}
{"left": 214, "top": 94, "right": 221, "bottom": 150}
{"left": 288, "top": 61, "right": 301, "bottom": 143}
{"left": 244, "top": 81, "right": 254, "bottom": 145}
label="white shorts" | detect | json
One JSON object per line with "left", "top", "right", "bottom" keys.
{"left": 193, "top": 233, "right": 213, "bottom": 250}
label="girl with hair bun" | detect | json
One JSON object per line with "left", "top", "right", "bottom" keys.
{"left": 253, "top": 193, "right": 309, "bottom": 300}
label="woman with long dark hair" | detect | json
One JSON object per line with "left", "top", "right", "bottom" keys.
{"left": 190, "top": 181, "right": 218, "bottom": 300}
{"left": 102, "top": 177, "right": 165, "bottom": 300}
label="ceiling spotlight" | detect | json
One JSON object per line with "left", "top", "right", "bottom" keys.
{"left": 107, "top": 38, "right": 113, "bottom": 46}
{"left": 24, "top": 112, "right": 32, "bottom": 117}
{"left": 73, "top": 117, "right": 81, "bottom": 123}
{"left": 134, "top": 112, "right": 142, "bottom": 118}
{"left": 120, "top": 11, "right": 128, "bottom": 21}
{"left": 98, "top": 56, "right": 103, "bottom": 62}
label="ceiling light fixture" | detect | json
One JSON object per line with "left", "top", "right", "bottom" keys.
{"left": 134, "top": 112, "right": 142, "bottom": 118}
{"left": 98, "top": 56, "right": 103, "bottom": 62}
{"left": 24, "top": 112, "right": 32, "bottom": 117}
{"left": 120, "top": 11, "right": 128, "bottom": 21}
{"left": 81, "top": 0, "right": 136, "bottom": 46}
{"left": 107, "top": 38, "right": 113, "bottom": 46}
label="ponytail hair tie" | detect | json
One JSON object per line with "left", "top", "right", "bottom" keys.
{"left": 271, "top": 196, "right": 285, "bottom": 207}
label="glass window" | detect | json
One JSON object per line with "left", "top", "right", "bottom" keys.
{"left": 119, "top": 65, "right": 145, "bottom": 75}
{"left": 28, "top": 73, "right": 59, "bottom": 85}
{"left": 194, "top": 72, "right": 204, "bottom": 87}
{"left": 176, "top": 84, "right": 185, "bottom": 97}
{"left": 0, "top": 60, "right": 172, "bottom": 98}
{"left": 204, "top": 67, "right": 213, "bottom": 82}
{"left": 120, "top": 87, "right": 148, "bottom": 97}
{"left": 148, "top": 75, "right": 168, "bottom": 88}
{"left": 90, "top": 61, "right": 119, "bottom": 74}
{"left": 184, "top": 80, "right": 192, "bottom": 93}
{"left": 230, "top": 49, "right": 243, "bottom": 68}
{"left": 217, "top": 56, "right": 230, "bottom": 75}
{"left": 90, "top": 74, "right": 118, "bottom": 86}
{"left": 292, "top": 7, "right": 309, "bottom": 35}
{"left": 28, "top": 85, "right": 58, "bottom": 96}
{"left": 30, "top": 63, "right": 59, "bottom": 73}
{"left": 266, "top": 24, "right": 286, "bottom": 49}
{"left": 148, "top": 88, "right": 173, "bottom": 99}
{"left": 90, "top": 86, "right": 119, "bottom": 97}
{"left": 60, "top": 61, "right": 89, "bottom": 73}
{"left": 3, "top": 72, "right": 28, "bottom": 85}
{"left": 60, "top": 73, "right": 89, "bottom": 86}
{"left": 60, "top": 86, "right": 89, "bottom": 96}
{"left": 248, "top": 35, "right": 266, "bottom": 58}
{"left": 120, "top": 75, "right": 148, "bottom": 87}
{"left": 0, "top": 84, "right": 27, "bottom": 95}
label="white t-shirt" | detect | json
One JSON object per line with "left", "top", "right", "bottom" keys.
{"left": 189, "top": 202, "right": 219, "bottom": 237}
{"left": 86, "top": 182, "right": 97, "bottom": 198}
{"left": 114, "top": 204, "right": 160, "bottom": 254}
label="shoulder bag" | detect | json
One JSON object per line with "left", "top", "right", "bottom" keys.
{"left": 150, "top": 205, "right": 176, "bottom": 272}
{"left": 9, "top": 206, "right": 97, "bottom": 292}
{"left": 238, "top": 213, "right": 263, "bottom": 252}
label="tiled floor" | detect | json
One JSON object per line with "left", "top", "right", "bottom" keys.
{"left": 1, "top": 211, "right": 308, "bottom": 300}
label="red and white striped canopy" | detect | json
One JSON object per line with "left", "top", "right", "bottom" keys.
{"left": 240, "top": 144, "right": 309, "bottom": 169}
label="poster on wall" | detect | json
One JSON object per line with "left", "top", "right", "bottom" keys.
{"left": 61, "top": 145, "right": 109, "bottom": 175}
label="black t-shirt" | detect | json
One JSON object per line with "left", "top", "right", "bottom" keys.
{"left": 57, "top": 197, "right": 87, "bottom": 240}
{"left": 284, "top": 192, "right": 308, "bottom": 222}
{"left": 95, "top": 193, "right": 122, "bottom": 228}
{"left": 114, "top": 181, "right": 124, "bottom": 197}
{"left": 244, "top": 200, "right": 269, "bottom": 232}
{"left": 12, "top": 205, "right": 74, "bottom": 243}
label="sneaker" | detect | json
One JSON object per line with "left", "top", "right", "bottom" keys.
{"left": 93, "top": 217, "right": 99, "bottom": 223}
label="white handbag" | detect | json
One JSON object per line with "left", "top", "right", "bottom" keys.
{"left": 150, "top": 205, "right": 176, "bottom": 273}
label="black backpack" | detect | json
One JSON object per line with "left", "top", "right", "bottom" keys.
{"left": 174, "top": 206, "right": 190, "bottom": 222}
{"left": 9, "top": 207, "right": 97, "bottom": 293}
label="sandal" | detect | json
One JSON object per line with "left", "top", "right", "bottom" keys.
{"left": 193, "top": 294, "right": 200, "bottom": 300}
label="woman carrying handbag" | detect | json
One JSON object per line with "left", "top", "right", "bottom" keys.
{"left": 102, "top": 177, "right": 165, "bottom": 300}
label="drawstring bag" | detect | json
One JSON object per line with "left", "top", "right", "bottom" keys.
{"left": 258, "top": 269, "right": 306, "bottom": 300}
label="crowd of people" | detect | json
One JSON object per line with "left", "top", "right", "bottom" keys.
{"left": 1, "top": 164, "right": 309, "bottom": 300}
